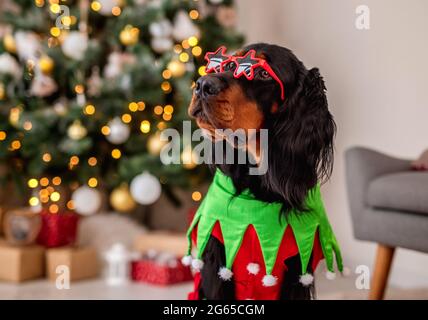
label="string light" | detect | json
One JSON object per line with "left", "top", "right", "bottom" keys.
{"left": 111, "top": 149, "right": 121, "bottom": 159}
{"left": 164, "top": 105, "right": 174, "bottom": 114}
{"left": 52, "top": 176, "right": 62, "bottom": 185}
{"left": 137, "top": 101, "right": 146, "bottom": 111}
{"left": 181, "top": 40, "right": 190, "bottom": 49}
{"left": 163, "top": 113, "right": 172, "bottom": 121}
{"left": 49, "top": 204, "right": 59, "bottom": 213}
{"left": 140, "top": 120, "right": 150, "bottom": 133}
{"left": 50, "top": 191, "right": 60, "bottom": 202}
{"left": 0, "top": 131, "right": 6, "bottom": 141}
{"left": 162, "top": 70, "right": 172, "bottom": 79}
{"left": 70, "top": 155, "right": 79, "bottom": 166}
{"left": 189, "top": 9, "right": 199, "bottom": 20}
{"left": 198, "top": 66, "right": 207, "bottom": 76}
{"left": 192, "top": 46, "right": 202, "bottom": 56}
{"left": 88, "top": 177, "right": 98, "bottom": 187}
{"left": 39, "top": 189, "right": 49, "bottom": 198}
{"left": 35, "top": 0, "right": 44, "bottom": 7}
{"left": 179, "top": 52, "right": 189, "bottom": 62}
{"left": 121, "top": 113, "right": 132, "bottom": 123}
{"left": 23, "top": 121, "right": 33, "bottom": 131}
{"left": 154, "top": 105, "right": 163, "bottom": 115}
{"left": 61, "top": 16, "right": 71, "bottom": 28}
{"left": 29, "top": 197, "right": 40, "bottom": 206}
{"left": 50, "top": 27, "right": 61, "bottom": 37}
{"left": 91, "top": 1, "right": 101, "bottom": 11}
{"left": 173, "top": 44, "right": 183, "bottom": 54}
{"left": 67, "top": 200, "right": 75, "bottom": 210}
{"left": 188, "top": 36, "right": 198, "bottom": 47}
{"left": 28, "top": 179, "right": 38, "bottom": 188}
{"left": 84, "top": 104, "right": 95, "bottom": 115}
{"left": 11, "top": 140, "right": 21, "bottom": 150}
{"left": 101, "top": 125, "right": 110, "bottom": 135}
{"left": 161, "top": 81, "right": 172, "bottom": 92}
{"left": 128, "top": 102, "right": 138, "bottom": 112}
{"left": 88, "top": 157, "right": 97, "bottom": 166}
{"left": 74, "top": 84, "right": 84, "bottom": 94}
{"left": 157, "top": 121, "right": 167, "bottom": 130}
{"left": 50, "top": 3, "right": 60, "bottom": 13}
{"left": 192, "top": 191, "right": 202, "bottom": 201}
{"left": 112, "top": 6, "right": 121, "bottom": 16}
{"left": 42, "top": 153, "right": 52, "bottom": 162}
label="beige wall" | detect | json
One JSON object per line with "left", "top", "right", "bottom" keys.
{"left": 237, "top": 0, "right": 428, "bottom": 287}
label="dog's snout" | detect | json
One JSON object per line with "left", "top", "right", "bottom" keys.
{"left": 195, "top": 76, "right": 223, "bottom": 98}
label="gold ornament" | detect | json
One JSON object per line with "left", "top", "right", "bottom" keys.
{"left": 110, "top": 184, "right": 137, "bottom": 212}
{"left": 119, "top": 25, "right": 140, "bottom": 46}
{"left": 167, "top": 59, "right": 186, "bottom": 78}
{"left": 147, "top": 131, "right": 167, "bottom": 155}
{"left": 38, "top": 55, "right": 54, "bottom": 74}
{"left": 3, "top": 34, "right": 16, "bottom": 53}
{"left": 67, "top": 120, "right": 87, "bottom": 140}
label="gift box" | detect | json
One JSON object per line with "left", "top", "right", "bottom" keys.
{"left": 133, "top": 231, "right": 188, "bottom": 256}
{"left": 37, "top": 210, "right": 79, "bottom": 248}
{"left": 46, "top": 246, "right": 99, "bottom": 282}
{"left": 131, "top": 256, "right": 193, "bottom": 285}
{"left": 0, "top": 240, "right": 45, "bottom": 282}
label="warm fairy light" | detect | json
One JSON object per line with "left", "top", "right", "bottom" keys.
{"left": 198, "top": 66, "right": 207, "bottom": 76}
{"left": 189, "top": 10, "right": 199, "bottom": 20}
{"left": 11, "top": 140, "right": 21, "bottom": 150}
{"left": 154, "top": 105, "right": 163, "bottom": 115}
{"left": 0, "top": 131, "right": 6, "bottom": 141}
{"left": 84, "top": 104, "right": 96, "bottom": 115}
{"left": 35, "top": 0, "right": 44, "bottom": 7}
{"left": 111, "top": 149, "right": 121, "bottom": 159}
{"left": 192, "top": 46, "right": 202, "bottom": 56}
{"left": 70, "top": 155, "right": 79, "bottom": 165}
{"left": 188, "top": 36, "right": 198, "bottom": 47}
{"left": 49, "top": 204, "right": 59, "bottom": 214}
{"left": 157, "top": 121, "right": 167, "bottom": 130}
{"left": 91, "top": 1, "right": 101, "bottom": 11}
{"left": 181, "top": 40, "right": 190, "bottom": 49}
{"left": 9, "top": 107, "right": 21, "bottom": 125}
{"left": 42, "top": 153, "right": 52, "bottom": 162}
{"left": 61, "top": 16, "right": 71, "bottom": 27}
{"left": 39, "top": 189, "right": 49, "bottom": 198}
{"left": 140, "top": 120, "right": 151, "bottom": 133}
{"left": 101, "top": 125, "right": 110, "bottom": 135}
{"left": 173, "top": 44, "right": 183, "bottom": 54}
{"left": 121, "top": 113, "right": 132, "bottom": 123}
{"left": 162, "top": 113, "right": 172, "bottom": 121}
{"left": 67, "top": 200, "right": 75, "bottom": 210}
{"left": 179, "top": 52, "right": 189, "bottom": 63}
{"left": 112, "top": 6, "right": 121, "bottom": 16}
{"left": 74, "top": 84, "right": 84, "bottom": 94}
{"left": 161, "top": 81, "right": 171, "bottom": 92}
{"left": 50, "top": 191, "right": 60, "bottom": 202}
{"left": 162, "top": 70, "right": 172, "bottom": 79}
{"left": 137, "top": 101, "right": 146, "bottom": 111}
{"left": 50, "top": 3, "right": 60, "bottom": 13}
{"left": 128, "top": 102, "right": 138, "bottom": 112}
{"left": 52, "top": 176, "right": 62, "bottom": 185}
{"left": 29, "top": 197, "right": 40, "bottom": 206}
{"left": 88, "top": 177, "right": 98, "bottom": 187}
{"left": 28, "top": 179, "right": 38, "bottom": 188}
{"left": 164, "top": 105, "right": 174, "bottom": 114}
{"left": 46, "top": 186, "right": 54, "bottom": 193}
{"left": 192, "top": 191, "right": 202, "bottom": 201}
{"left": 88, "top": 157, "right": 97, "bottom": 166}
{"left": 50, "top": 27, "right": 61, "bottom": 37}
{"left": 40, "top": 177, "right": 49, "bottom": 187}
{"left": 23, "top": 121, "right": 33, "bottom": 131}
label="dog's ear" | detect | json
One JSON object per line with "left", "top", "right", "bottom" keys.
{"left": 262, "top": 67, "right": 336, "bottom": 212}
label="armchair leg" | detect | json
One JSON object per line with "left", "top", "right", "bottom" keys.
{"left": 369, "top": 244, "right": 395, "bottom": 300}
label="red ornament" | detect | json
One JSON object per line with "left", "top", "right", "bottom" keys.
{"left": 131, "top": 258, "right": 193, "bottom": 285}
{"left": 36, "top": 209, "right": 79, "bottom": 248}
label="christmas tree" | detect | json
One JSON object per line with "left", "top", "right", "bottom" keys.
{"left": 0, "top": 0, "right": 243, "bottom": 215}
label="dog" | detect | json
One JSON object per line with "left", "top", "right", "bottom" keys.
{"left": 187, "top": 43, "right": 336, "bottom": 300}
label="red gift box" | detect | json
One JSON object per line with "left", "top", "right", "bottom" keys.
{"left": 37, "top": 210, "right": 79, "bottom": 248}
{"left": 131, "top": 258, "right": 193, "bottom": 285}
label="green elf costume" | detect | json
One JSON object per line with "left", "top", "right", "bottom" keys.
{"left": 183, "top": 169, "right": 343, "bottom": 300}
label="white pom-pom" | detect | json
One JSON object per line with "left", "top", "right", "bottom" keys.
{"left": 246, "top": 263, "right": 260, "bottom": 275}
{"left": 262, "top": 274, "right": 278, "bottom": 287}
{"left": 218, "top": 267, "right": 233, "bottom": 281}
{"left": 299, "top": 273, "right": 314, "bottom": 286}
{"left": 191, "top": 258, "right": 204, "bottom": 271}
{"left": 181, "top": 255, "right": 192, "bottom": 266}
{"left": 342, "top": 267, "right": 351, "bottom": 277}
{"left": 326, "top": 271, "right": 336, "bottom": 280}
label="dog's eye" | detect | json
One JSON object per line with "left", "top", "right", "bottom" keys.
{"left": 223, "top": 61, "right": 236, "bottom": 71}
{"left": 259, "top": 70, "right": 271, "bottom": 79}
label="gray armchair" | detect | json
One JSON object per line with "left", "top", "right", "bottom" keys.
{"left": 345, "top": 147, "right": 428, "bottom": 299}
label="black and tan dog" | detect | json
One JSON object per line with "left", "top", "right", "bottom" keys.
{"left": 188, "top": 43, "right": 336, "bottom": 300}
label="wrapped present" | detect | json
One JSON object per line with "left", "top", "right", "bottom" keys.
{"left": 46, "top": 246, "right": 99, "bottom": 282}
{"left": 134, "top": 231, "right": 188, "bottom": 257}
{"left": 37, "top": 210, "right": 79, "bottom": 248}
{"left": 0, "top": 240, "right": 45, "bottom": 282}
{"left": 131, "top": 252, "right": 193, "bottom": 285}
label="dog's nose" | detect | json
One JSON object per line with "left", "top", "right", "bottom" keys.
{"left": 195, "top": 76, "right": 222, "bottom": 98}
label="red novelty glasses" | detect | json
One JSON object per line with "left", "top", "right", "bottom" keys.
{"left": 204, "top": 46, "right": 285, "bottom": 100}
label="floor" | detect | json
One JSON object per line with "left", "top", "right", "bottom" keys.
{"left": 1, "top": 271, "right": 427, "bottom": 300}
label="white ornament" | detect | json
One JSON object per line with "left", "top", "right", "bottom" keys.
{"left": 149, "top": 19, "right": 172, "bottom": 38}
{"left": 30, "top": 74, "right": 57, "bottom": 97}
{"left": 172, "top": 10, "right": 200, "bottom": 41}
{"left": 151, "top": 37, "right": 173, "bottom": 53}
{"left": 299, "top": 273, "right": 314, "bottom": 286}
{"left": 262, "top": 274, "right": 278, "bottom": 287}
{"left": 103, "top": 243, "right": 134, "bottom": 286}
{"left": 246, "top": 262, "right": 260, "bottom": 275}
{"left": 218, "top": 267, "right": 233, "bottom": 281}
{"left": 62, "top": 32, "right": 88, "bottom": 60}
{"left": 72, "top": 186, "right": 102, "bottom": 216}
{"left": 15, "top": 31, "right": 41, "bottom": 61}
{"left": 130, "top": 171, "right": 161, "bottom": 205}
{"left": 106, "top": 117, "right": 130, "bottom": 144}
{"left": 104, "top": 52, "right": 136, "bottom": 79}
{"left": 0, "top": 53, "right": 22, "bottom": 79}
{"left": 326, "top": 271, "right": 336, "bottom": 280}
{"left": 191, "top": 258, "right": 204, "bottom": 272}
{"left": 181, "top": 255, "right": 193, "bottom": 266}
{"left": 98, "top": 0, "right": 120, "bottom": 16}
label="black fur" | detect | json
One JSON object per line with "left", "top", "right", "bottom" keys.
{"left": 194, "top": 44, "right": 335, "bottom": 300}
